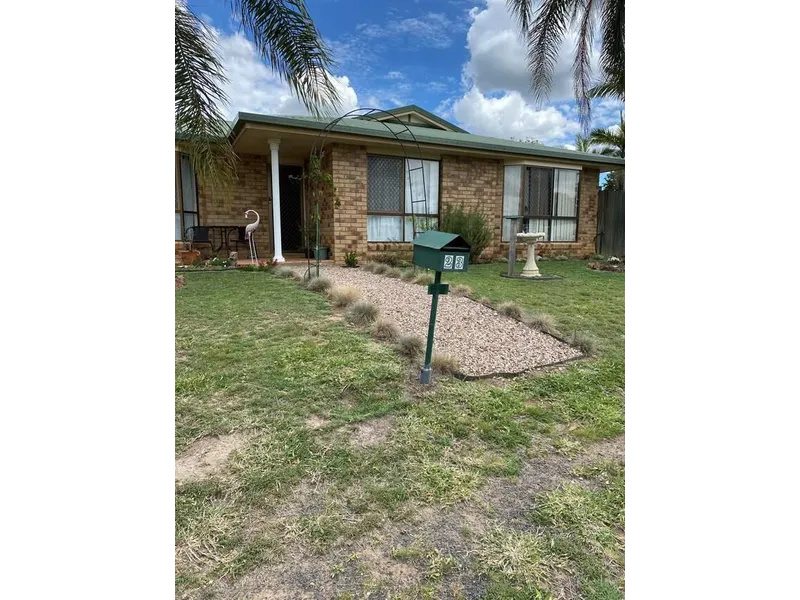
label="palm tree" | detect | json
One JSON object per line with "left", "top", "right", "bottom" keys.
{"left": 589, "top": 111, "right": 624, "bottom": 157}
{"left": 506, "top": 0, "right": 624, "bottom": 129}
{"left": 175, "top": 1, "right": 341, "bottom": 192}
{"left": 573, "top": 133, "right": 593, "bottom": 152}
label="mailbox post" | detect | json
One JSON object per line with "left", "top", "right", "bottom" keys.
{"left": 412, "top": 231, "right": 471, "bottom": 384}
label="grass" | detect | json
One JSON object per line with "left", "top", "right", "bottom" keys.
{"left": 523, "top": 311, "right": 560, "bottom": 336}
{"left": 431, "top": 353, "right": 460, "bottom": 375}
{"left": 345, "top": 300, "right": 379, "bottom": 326}
{"left": 371, "top": 319, "right": 399, "bottom": 342}
{"left": 306, "top": 276, "right": 332, "bottom": 293}
{"left": 175, "top": 260, "right": 624, "bottom": 597}
{"left": 396, "top": 334, "right": 424, "bottom": 359}
{"left": 497, "top": 301, "right": 523, "bottom": 320}
{"left": 329, "top": 285, "right": 361, "bottom": 308}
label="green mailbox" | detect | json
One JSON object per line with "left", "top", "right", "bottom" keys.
{"left": 412, "top": 231, "right": 471, "bottom": 273}
{"left": 412, "top": 231, "right": 471, "bottom": 385}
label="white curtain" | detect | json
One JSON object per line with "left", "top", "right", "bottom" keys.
{"left": 552, "top": 169, "right": 579, "bottom": 241}
{"left": 180, "top": 154, "right": 197, "bottom": 212}
{"left": 368, "top": 215, "right": 403, "bottom": 241}
{"left": 503, "top": 166, "right": 522, "bottom": 241}
{"left": 405, "top": 159, "right": 439, "bottom": 216}
{"left": 175, "top": 214, "right": 182, "bottom": 241}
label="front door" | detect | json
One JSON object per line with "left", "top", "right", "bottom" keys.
{"left": 279, "top": 166, "right": 304, "bottom": 253}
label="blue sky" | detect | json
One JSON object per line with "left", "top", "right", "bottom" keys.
{"left": 188, "top": 0, "right": 624, "bottom": 148}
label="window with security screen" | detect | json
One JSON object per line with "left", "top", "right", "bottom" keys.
{"left": 367, "top": 155, "right": 440, "bottom": 242}
{"left": 502, "top": 165, "right": 580, "bottom": 242}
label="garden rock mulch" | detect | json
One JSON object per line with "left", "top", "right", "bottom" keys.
{"left": 291, "top": 266, "right": 581, "bottom": 377}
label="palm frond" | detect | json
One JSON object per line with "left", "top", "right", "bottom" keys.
{"left": 588, "top": 68, "right": 624, "bottom": 100}
{"left": 572, "top": 0, "right": 597, "bottom": 132}
{"left": 517, "top": 0, "right": 575, "bottom": 104}
{"left": 589, "top": 112, "right": 624, "bottom": 157}
{"left": 573, "top": 133, "right": 594, "bottom": 153}
{"left": 175, "top": 4, "right": 237, "bottom": 193}
{"left": 230, "top": 0, "right": 341, "bottom": 116}
{"left": 600, "top": 0, "right": 625, "bottom": 93}
{"left": 506, "top": 0, "right": 535, "bottom": 34}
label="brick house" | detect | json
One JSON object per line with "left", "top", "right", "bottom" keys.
{"left": 175, "top": 106, "right": 624, "bottom": 263}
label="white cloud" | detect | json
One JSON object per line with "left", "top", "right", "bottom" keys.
{"left": 356, "top": 13, "right": 458, "bottom": 49}
{"left": 442, "top": 0, "right": 622, "bottom": 145}
{"left": 463, "top": 0, "right": 597, "bottom": 103}
{"left": 385, "top": 71, "right": 404, "bottom": 80}
{"left": 212, "top": 29, "right": 359, "bottom": 118}
{"left": 451, "top": 87, "right": 581, "bottom": 143}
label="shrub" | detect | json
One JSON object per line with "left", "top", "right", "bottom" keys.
{"left": 343, "top": 252, "right": 359, "bottom": 267}
{"left": 275, "top": 266, "right": 299, "bottom": 279}
{"left": 372, "top": 263, "right": 390, "bottom": 275}
{"left": 450, "top": 284, "right": 473, "bottom": 298}
{"left": 440, "top": 204, "right": 492, "bottom": 263}
{"left": 523, "top": 312, "right": 559, "bottom": 336}
{"left": 413, "top": 273, "right": 434, "bottom": 286}
{"left": 385, "top": 267, "right": 402, "bottom": 278}
{"left": 496, "top": 256, "right": 509, "bottom": 264}
{"left": 477, "top": 297, "right": 493, "bottom": 307}
{"left": 567, "top": 331, "right": 597, "bottom": 355}
{"left": 329, "top": 285, "right": 360, "bottom": 307}
{"left": 306, "top": 276, "right": 332, "bottom": 292}
{"left": 431, "top": 353, "right": 460, "bottom": 375}
{"left": 371, "top": 319, "right": 399, "bottom": 342}
{"left": 362, "top": 261, "right": 378, "bottom": 273}
{"left": 400, "top": 269, "right": 417, "bottom": 282}
{"left": 396, "top": 334, "right": 425, "bottom": 358}
{"left": 374, "top": 251, "right": 410, "bottom": 267}
{"left": 497, "top": 301, "right": 523, "bottom": 320}
{"left": 346, "top": 301, "right": 379, "bottom": 326}
{"left": 554, "top": 254, "right": 569, "bottom": 261}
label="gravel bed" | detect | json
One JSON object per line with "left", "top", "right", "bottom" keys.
{"left": 292, "top": 266, "right": 581, "bottom": 377}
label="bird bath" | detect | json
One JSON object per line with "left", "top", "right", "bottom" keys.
{"left": 517, "top": 232, "right": 546, "bottom": 278}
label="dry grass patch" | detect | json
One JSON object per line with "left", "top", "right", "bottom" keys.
{"left": 350, "top": 416, "right": 394, "bottom": 448}
{"left": 329, "top": 285, "right": 361, "bottom": 308}
{"left": 523, "top": 312, "right": 560, "bottom": 336}
{"left": 371, "top": 319, "right": 399, "bottom": 342}
{"left": 400, "top": 269, "right": 417, "bottom": 282}
{"left": 567, "top": 331, "right": 598, "bottom": 355}
{"left": 431, "top": 353, "right": 460, "bottom": 375}
{"left": 384, "top": 267, "right": 402, "bottom": 278}
{"left": 396, "top": 335, "right": 425, "bottom": 359}
{"left": 372, "top": 263, "right": 390, "bottom": 275}
{"left": 175, "top": 432, "right": 250, "bottom": 484}
{"left": 413, "top": 273, "right": 434, "bottom": 286}
{"left": 476, "top": 528, "right": 566, "bottom": 588}
{"left": 497, "top": 301, "right": 523, "bottom": 320}
{"left": 450, "top": 284, "right": 473, "bottom": 297}
{"left": 306, "top": 276, "right": 332, "bottom": 293}
{"left": 361, "top": 262, "right": 378, "bottom": 273}
{"left": 274, "top": 266, "right": 300, "bottom": 279}
{"left": 346, "top": 300, "right": 380, "bottom": 326}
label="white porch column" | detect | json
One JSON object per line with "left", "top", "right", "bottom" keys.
{"left": 269, "top": 139, "right": 284, "bottom": 263}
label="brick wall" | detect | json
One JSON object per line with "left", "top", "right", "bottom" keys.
{"left": 198, "top": 153, "right": 271, "bottom": 258}
{"left": 439, "top": 155, "right": 505, "bottom": 260}
{"left": 330, "top": 144, "right": 368, "bottom": 261}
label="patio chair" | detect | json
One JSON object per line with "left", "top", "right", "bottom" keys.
{"left": 185, "top": 226, "right": 213, "bottom": 256}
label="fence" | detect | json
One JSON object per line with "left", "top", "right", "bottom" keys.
{"left": 596, "top": 189, "right": 625, "bottom": 257}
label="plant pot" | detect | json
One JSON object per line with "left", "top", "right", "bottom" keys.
{"left": 312, "top": 247, "right": 329, "bottom": 260}
{"left": 181, "top": 250, "right": 201, "bottom": 265}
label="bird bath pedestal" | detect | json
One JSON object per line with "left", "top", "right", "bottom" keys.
{"left": 517, "top": 232, "right": 546, "bottom": 278}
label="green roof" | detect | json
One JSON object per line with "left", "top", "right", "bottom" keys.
{"left": 412, "top": 231, "right": 470, "bottom": 250}
{"left": 357, "top": 105, "right": 469, "bottom": 133}
{"left": 230, "top": 112, "right": 624, "bottom": 168}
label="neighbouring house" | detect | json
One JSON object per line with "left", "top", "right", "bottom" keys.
{"left": 175, "top": 105, "right": 625, "bottom": 263}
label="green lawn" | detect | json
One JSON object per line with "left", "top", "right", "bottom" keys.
{"left": 175, "top": 260, "right": 625, "bottom": 599}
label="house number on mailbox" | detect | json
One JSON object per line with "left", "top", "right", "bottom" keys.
{"left": 443, "top": 255, "right": 454, "bottom": 269}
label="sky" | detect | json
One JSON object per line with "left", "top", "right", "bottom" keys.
{"left": 187, "top": 0, "right": 624, "bottom": 148}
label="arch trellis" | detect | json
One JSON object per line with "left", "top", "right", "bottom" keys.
{"left": 303, "top": 108, "right": 436, "bottom": 277}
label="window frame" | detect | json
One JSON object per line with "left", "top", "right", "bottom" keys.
{"left": 518, "top": 166, "right": 580, "bottom": 242}
{"left": 175, "top": 152, "right": 200, "bottom": 241}
{"left": 366, "top": 153, "right": 440, "bottom": 243}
